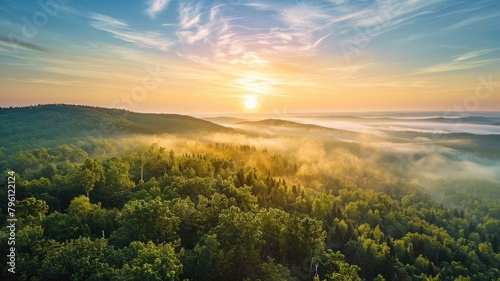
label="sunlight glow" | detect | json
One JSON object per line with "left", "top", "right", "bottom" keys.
{"left": 244, "top": 96, "right": 257, "bottom": 110}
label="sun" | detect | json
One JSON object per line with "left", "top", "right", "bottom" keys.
{"left": 244, "top": 96, "right": 257, "bottom": 110}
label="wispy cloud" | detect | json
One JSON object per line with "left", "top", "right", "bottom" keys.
{"left": 90, "top": 13, "right": 172, "bottom": 51}
{"left": 171, "top": 1, "right": 339, "bottom": 96}
{"left": 443, "top": 12, "right": 500, "bottom": 31}
{"left": 332, "top": 0, "right": 461, "bottom": 48}
{"left": 176, "top": 2, "right": 333, "bottom": 63}
{"left": 91, "top": 13, "right": 127, "bottom": 27}
{"left": 351, "top": 0, "right": 449, "bottom": 34}
{"left": 0, "top": 36, "right": 50, "bottom": 53}
{"left": 146, "top": 0, "right": 171, "bottom": 18}
{"left": 175, "top": 2, "right": 211, "bottom": 44}
{"left": 393, "top": 32, "right": 434, "bottom": 43}
{"left": 327, "top": 10, "right": 370, "bottom": 25}
{"left": 242, "top": 3, "right": 275, "bottom": 11}
{"left": 418, "top": 49, "right": 500, "bottom": 73}
{"left": 279, "top": 3, "right": 329, "bottom": 29}
{"left": 178, "top": 2, "right": 203, "bottom": 29}
{"left": 330, "top": 0, "right": 347, "bottom": 5}
{"left": 3, "top": 77, "right": 91, "bottom": 86}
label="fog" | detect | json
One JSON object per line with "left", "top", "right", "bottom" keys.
{"left": 208, "top": 112, "right": 500, "bottom": 135}
{"left": 109, "top": 112, "right": 500, "bottom": 193}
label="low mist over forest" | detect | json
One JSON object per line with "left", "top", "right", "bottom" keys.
{"left": 1, "top": 105, "right": 499, "bottom": 280}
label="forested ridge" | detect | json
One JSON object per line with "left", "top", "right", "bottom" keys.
{"left": 1, "top": 105, "right": 500, "bottom": 280}
{"left": 1, "top": 142, "right": 499, "bottom": 281}
{"left": 0, "top": 104, "right": 232, "bottom": 156}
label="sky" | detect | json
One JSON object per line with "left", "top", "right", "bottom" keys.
{"left": 1, "top": 0, "right": 499, "bottom": 113}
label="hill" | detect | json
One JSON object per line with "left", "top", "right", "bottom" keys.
{"left": 0, "top": 104, "right": 232, "bottom": 155}
{"left": 203, "top": 116, "right": 249, "bottom": 125}
{"left": 236, "top": 118, "right": 388, "bottom": 142}
{"left": 237, "top": 118, "right": 326, "bottom": 128}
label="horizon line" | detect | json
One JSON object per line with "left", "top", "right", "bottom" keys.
{"left": 2, "top": 103, "right": 499, "bottom": 116}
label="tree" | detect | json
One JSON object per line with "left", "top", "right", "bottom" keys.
{"left": 118, "top": 240, "right": 183, "bottom": 281}
{"left": 40, "top": 238, "right": 112, "bottom": 281}
{"left": 66, "top": 195, "right": 115, "bottom": 238}
{"left": 127, "top": 145, "right": 161, "bottom": 182}
{"left": 213, "top": 206, "right": 264, "bottom": 280}
{"left": 111, "top": 197, "right": 180, "bottom": 246}
{"left": 285, "top": 215, "right": 326, "bottom": 270}
{"left": 42, "top": 211, "right": 90, "bottom": 241}
{"left": 257, "top": 208, "right": 290, "bottom": 262}
{"left": 196, "top": 193, "right": 237, "bottom": 234}
{"left": 319, "top": 250, "right": 361, "bottom": 281}
{"left": 96, "top": 158, "right": 135, "bottom": 207}
{"left": 182, "top": 234, "right": 224, "bottom": 280}
{"left": 17, "top": 197, "right": 48, "bottom": 225}
{"left": 73, "top": 159, "right": 105, "bottom": 198}
{"left": 169, "top": 197, "right": 199, "bottom": 249}
{"left": 16, "top": 226, "right": 48, "bottom": 281}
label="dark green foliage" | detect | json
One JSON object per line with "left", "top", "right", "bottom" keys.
{"left": 0, "top": 104, "right": 233, "bottom": 160}
{"left": 1, "top": 140, "right": 500, "bottom": 281}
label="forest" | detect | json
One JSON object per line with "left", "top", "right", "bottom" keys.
{"left": 1, "top": 105, "right": 500, "bottom": 280}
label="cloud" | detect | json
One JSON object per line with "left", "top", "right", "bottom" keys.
{"left": 146, "top": 0, "right": 171, "bottom": 18}
{"left": 170, "top": 1, "right": 340, "bottom": 97}
{"left": 279, "top": 3, "right": 330, "bottom": 29}
{"left": 177, "top": 26, "right": 211, "bottom": 44}
{"left": 393, "top": 32, "right": 434, "bottom": 43}
{"left": 242, "top": 3, "right": 275, "bottom": 10}
{"left": 327, "top": 10, "right": 370, "bottom": 25}
{"left": 443, "top": 13, "right": 500, "bottom": 31}
{"left": 175, "top": 2, "right": 212, "bottom": 45}
{"left": 91, "top": 13, "right": 128, "bottom": 27}
{"left": 337, "top": 0, "right": 456, "bottom": 42}
{"left": 90, "top": 13, "right": 172, "bottom": 51}
{"left": 3, "top": 78, "right": 91, "bottom": 86}
{"left": 178, "top": 2, "right": 203, "bottom": 29}
{"left": 175, "top": 1, "right": 334, "bottom": 55}
{"left": 329, "top": 0, "right": 348, "bottom": 5}
{"left": 0, "top": 36, "right": 50, "bottom": 53}
{"left": 418, "top": 49, "right": 500, "bottom": 73}
{"left": 168, "top": 0, "right": 500, "bottom": 100}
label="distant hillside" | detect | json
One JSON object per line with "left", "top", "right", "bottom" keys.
{"left": 236, "top": 118, "right": 387, "bottom": 142}
{"left": 0, "top": 104, "right": 232, "bottom": 155}
{"left": 238, "top": 119, "right": 331, "bottom": 129}
{"left": 203, "top": 116, "right": 249, "bottom": 125}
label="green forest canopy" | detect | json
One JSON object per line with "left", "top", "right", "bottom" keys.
{"left": 1, "top": 141, "right": 499, "bottom": 280}
{"left": 1, "top": 105, "right": 499, "bottom": 280}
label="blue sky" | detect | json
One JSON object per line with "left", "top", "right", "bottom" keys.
{"left": 1, "top": 0, "right": 499, "bottom": 113}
